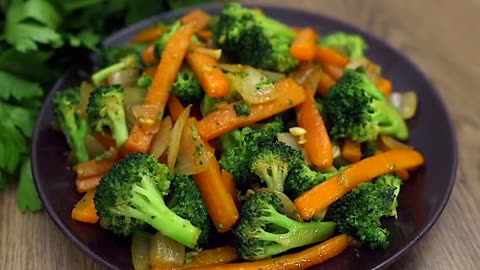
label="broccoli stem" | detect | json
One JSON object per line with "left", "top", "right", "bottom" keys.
{"left": 106, "top": 109, "right": 129, "bottom": 147}
{"left": 255, "top": 165, "right": 288, "bottom": 192}
{"left": 124, "top": 178, "right": 201, "bottom": 248}
{"left": 64, "top": 111, "right": 90, "bottom": 162}
{"left": 372, "top": 101, "right": 409, "bottom": 140}
{"left": 259, "top": 206, "right": 336, "bottom": 249}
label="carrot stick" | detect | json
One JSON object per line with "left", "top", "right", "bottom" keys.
{"left": 186, "top": 46, "right": 230, "bottom": 98}
{"left": 153, "top": 246, "right": 239, "bottom": 270}
{"left": 180, "top": 9, "right": 211, "bottom": 33}
{"left": 290, "top": 27, "right": 317, "bottom": 61}
{"left": 141, "top": 44, "right": 157, "bottom": 66}
{"left": 323, "top": 63, "right": 344, "bottom": 80}
{"left": 317, "top": 70, "right": 336, "bottom": 96}
{"left": 197, "top": 30, "right": 213, "bottom": 41}
{"left": 168, "top": 95, "right": 185, "bottom": 123}
{"left": 315, "top": 45, "right": 349, "bottom": 68}
{"left": 75, "top": 175, "right": 102, "bottom": 193}
{"left": 193, "top": 147, "right": 239, "bottom": 232}
{"left": 193, "top": 234, "right": 349, "bottom": 270}
{"left": 296, "top": 88, "right": 333, "bottom": 168}
{"left": 125, "top": 22, "right": 196, "bottom": 153}
{"left": 221, "top": 170, "right": 240, "bottom": 208}
{"left": 375, "top": 149, "right": 410, "bottom": 180}
{"left": 295, "top": 149, "right": 425, "bottom": 220}
{"left": 73, "top": 151, "right": 118, "bottom": 179}
{"left": 132, "top": 25, "right": 168, "bottom": 43}
{"left": 342, "top": 140, "right": 362, "bottom": 163}
{"left": 377, "top": 76, "right": 393, "bottom": 96}
{"left": 71, "top": 190, "right": 99, "bottom": 224}
{"left": 197, "top": 78, "right": 306, "bottom": 141}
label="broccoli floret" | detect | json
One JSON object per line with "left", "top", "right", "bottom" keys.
{"left": 91, "top": 55, "right": 139, "bottom": 86}
{"left": 233, "top": 103, "right": 251, "bottom": 116}
{"left": 219, "top": 129, "right": 243, "bottom": 154}
{"left": 219, "top": 126, "right": 279, "bottom": 190}
{"left": 155, "top": 21, "right": 202, "bottom": 56}
{"left": 137, "top": 74, "right": 153, "bottom": 89}
{"left": 324, "top": 68, "right": 408, "bottom": 142}
{"left": 212, "top": 3, "right": 298, "bottom": 72}
{"left": 234, "top": 192, "right": 336, "bottom": 260}
{"left": 168, "top": 174, "right": 214, "bottom": 248}
{"left": 52, "top": 88, "right": 90, "bottom": 163}
{"left": 250, "top": 142, "right": 303, "bottom": 192}
{"left": 319, "top": 32, "right": 367, "bottom": 59}
{"left": 375, "top": 173, "right": 403, "bottom": 218}
{"left": 325, "top": 179, "right": 400, "bottom": 249}
{"left": 86, "top": 85, "right": 129, "bottom": 147}
{"left": 94, "top": 153, "right": 201, "bottom": 248}
{"left": 170, "top": 69, "right": 204, "bottom": 105}
{"left": 284, "top": 163, "right": 347, "bottom": 199}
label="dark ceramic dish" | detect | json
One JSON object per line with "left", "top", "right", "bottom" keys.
{"left": 32, "top": 3, "right": 457, "bottom": 270}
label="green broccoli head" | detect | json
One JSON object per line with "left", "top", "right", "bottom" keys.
{"left": 325, "top": 181, "right": 398, "bottom": 249}
{"left": 94, "top": 153, "right": 201, "bottom": 248}
{"left": 212, "top": 3, "right": 298, "bottom": 72}
{"left": 52, "top": 87, "right": 90, "bottom": 163}
{"left": 319, "top": 32, "right": 367, "bottom": 59}
{"left": 375, "top": 173, "right": 403, "bottom": 218}
{"left": 250, "top": 142, "right": 303, "bottom": 192}
{"left": 168, "top": 174, "right": 215, "bottom": 248}
{"left": 234, "top": 192, "right": 336, "bottom": 260}
{"left": 170, "top": 69, "right": 205, "bottom": 105}
{"left": 87, "top": 85, "right": 129, "bottom": 147}
{"left": 324, "top": 68, "right": 408, "bottom": 142}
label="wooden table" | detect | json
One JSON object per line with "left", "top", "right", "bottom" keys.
{"left": 1, "top": 0, "right": 479, "bottom": 269}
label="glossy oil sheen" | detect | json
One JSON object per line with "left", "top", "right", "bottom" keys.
{"left": 32, "top": 4, "right": 457, "bottom": 270}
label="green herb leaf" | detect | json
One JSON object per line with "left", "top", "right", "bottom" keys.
{"left": 0, "top": 70, "right": 43, "bottom": 101}
{"left": 3, "top": 0, "right": 63, "bottom": 52}
{"left": 17, "top": 158, "right": 42, "bottom": 212}
{"left": 0, "top": 49, "right": 53, "bottom": 83}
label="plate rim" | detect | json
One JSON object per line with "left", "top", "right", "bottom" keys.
{"left": 32, "top": 3, "right": 458, "bottom": 270}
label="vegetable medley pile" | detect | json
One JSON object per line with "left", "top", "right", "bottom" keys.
{"left": 54, "top": 3, "right": 425, "bottom": 269}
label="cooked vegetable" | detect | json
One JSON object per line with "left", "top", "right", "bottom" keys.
{"left": 342, "top": 140, "right": 362, "bottom": 163}
{"left": 295, "top": 149, "right": 424, "bottom": 220}
{"left": 131, "top": 233, "right": 152, "bottom": 270}
{"left": 290, "top": 27, "right": 317, "bottom": 61}
{"left": 192, "top": 234, "right": 349, "bottom": 270}
{"left": 170, "top": 69, "right": 205, "bottom": 105}
{"left": 125, "top": 22, "right": 197, "bottom": 153}
{"left": 92, "top": 55, "right": 139, "bottom": 87}
{"left": 150, "top": 232, "right": 186, "bottom": 268}
{"left": 152, "top": 246, "right": 239, "bottom": 270}
{"left": 325, "top": 174, "right": 403, "bottom": 249}
{"left": 71, "top": 189, "right": 99, "bottom": 224}
{"left": 132, "top": 25, "right": 168, "bottom": 43}
{"left": 233, "top": 192, "right": 336, "bottom": 260}
{"left": 323, "top": 68, "right": 409, "bottom": 143}
{"left": 212, "top": 3, "right": 298, "bottom": 72}
{"left": 196, "top": 78, "right": 306, "bottom": 140}
{"left": 94, "top": 153, "right": 201, "bottom": 248}
{"left": 180, "top": 10, "right": 212, "bottom": 33}
{"left": 314, "top": 45, "right": 350, "bottom": 67}
{"left": 186, "top": 46, "right": 230, "bottom": 98}
{"left": 53, "top": 87, "right": 90, "bottom": 162}
{"left": 318, "top": 32, "right": 367, "bottom": 59}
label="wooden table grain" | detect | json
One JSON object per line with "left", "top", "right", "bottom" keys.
{"left": 1, "top": 0, "right": 479, "bottom": 269}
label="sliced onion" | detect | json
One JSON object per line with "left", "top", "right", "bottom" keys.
{"left": 378, "top": 135, "right": 412, "bottom": 151}
{"left": 291, "top": 62, "right": 323, "bottom": 93}
{"left": 131, "top": 233, "right": 152, "bottom": 270}
{"left": 256, "top": 188, "right": 302, "bottom": 221}
{"left": 389, "top": 91, "right": 418, "bottom": 119}
{"left": 132, "top": 104, "right": 163, "bottom": 134}
{"left": 346, "top": 57, "right": 381, "bottom": 83}
{"left": 258, "top": 69, "right": 285, "bottom": 82}
{"left": 149, "top": 233, "right": 185, "bottom": 268}
{"left": 107, "top": 68, "right": 140, "bottom": 88}
{"left": 277, "top": 132, "right": 311, "bottom": 166}
{"left": 149, "top": 116, "right": 173, "bottom": 160}
{"left": 218, "top": 63, "right": 244, "bottom": 73}
{"left": 83, "top": 134, "right": 108, "bottom": 159}
{"left": 332, "top": 143, "right": 342, "bottom": 159}
{"left": 124, "top": 87, "right": 148, "bottom": 128}
{"left": 194, "top": 47, "right": 222, "bottom": 60}
{"left": 168, "top": 105, "right": 191, "bottom": 172}
{"left": 174, "top": 118, "right": 211, "bottom": 175}
{"left": 78, "top": 81, "right": 95, "bottom": 117}
{"left": 228, "top": 66, "right": 280, "bottom": 104}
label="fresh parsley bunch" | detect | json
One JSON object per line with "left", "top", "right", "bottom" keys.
{"left": 0, "top": 0, "right": 213, "bottom": 212}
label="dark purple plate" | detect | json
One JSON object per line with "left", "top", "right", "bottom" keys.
{"left": 32, "top": 3, "right": 457, "bottom": 270}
